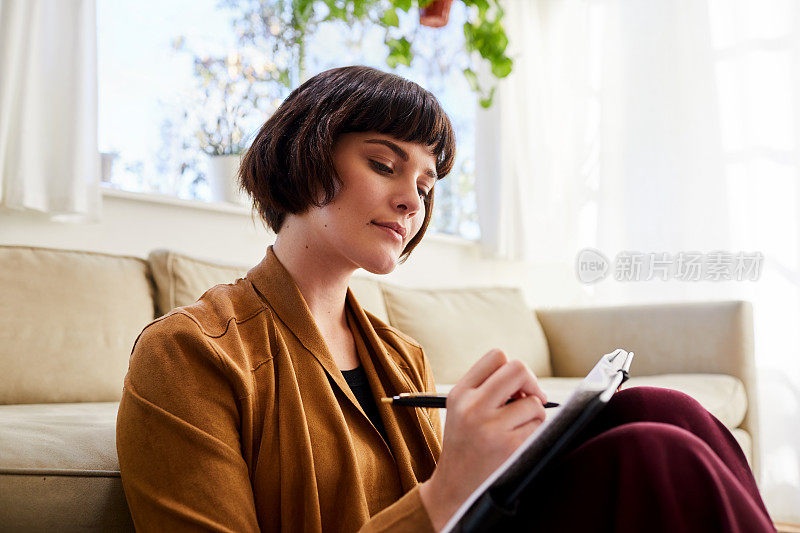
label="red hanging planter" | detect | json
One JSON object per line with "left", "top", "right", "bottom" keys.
{"left": 419, "top": 0, "right": 453, "bottom": 28}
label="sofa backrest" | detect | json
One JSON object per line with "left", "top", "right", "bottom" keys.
{"left": 378, "top": 284, "right": 552, "bottom": 383}
{"left": 0, "top": 246, "right": 552, "bottom": 404}
{"left": 0, "top": 246, "right": 155, "bottom": 404}
{"left": 148, "top": 249, "right": 249, "bottom": 317}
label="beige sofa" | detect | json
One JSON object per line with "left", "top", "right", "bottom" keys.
{"left": 0, "top": 245, "right": 760, "bottom": 532}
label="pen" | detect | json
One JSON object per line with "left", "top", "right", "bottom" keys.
{"left": 381, "top": 392, "right": 560, "bottom": 409}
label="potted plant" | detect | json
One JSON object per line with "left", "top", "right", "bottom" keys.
{"left": 193, "top": 54, "right": 253, "bottom": 205}
{"left": 173, "top": 39, "right": 283, "bottom": 204}
{"left": 419, "top": 0, "right": 454, "bottom": 27}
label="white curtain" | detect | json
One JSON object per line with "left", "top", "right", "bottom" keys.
{"left": 475, "top": 0, "right": 590, "bottom": 263}
{"left": 0, "top": 0, "right": 100, "bottom": 220}
{"left": 477, "top": 0, "right": 800, "bottom": 523}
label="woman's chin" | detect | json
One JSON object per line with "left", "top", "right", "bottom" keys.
{"left": 359, "top": 254, "right": 399, "bottom": 275}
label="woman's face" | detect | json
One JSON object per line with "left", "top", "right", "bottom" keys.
{"left": 307, "top": 131, "right": 438, "bottom": 274}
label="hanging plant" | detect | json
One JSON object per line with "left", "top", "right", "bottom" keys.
{"left": 270, "top": 0, "right": 513, "bottom": 108}
{"left": 329, "top": 0, "right": 512, "bottom": 107}
{"left": 200, "top": 0, "right": 512, "bottom": 110}
{"left": 419, "top": 0, "right": 453, "bottom": 27}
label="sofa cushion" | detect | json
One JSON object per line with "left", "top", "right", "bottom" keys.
{"left": 621, "top": 373, "right": 748, "bottom": 428}
{"left": 0, "top": 402, "right": 119, "bottom": 471}
{"left": 0, "top": 402, "right": 133, "bottom": 531}
{"left": 381, "top": 285, "right": 552, "bottom": 384}
{"left": 148, "top": 249, "right": 249, "bottom": 315}
{"left": 0, "top": 246, "right": 155, "bottom": 404}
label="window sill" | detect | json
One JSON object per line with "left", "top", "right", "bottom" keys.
{"left": 101, "top": 185, "right": 251, "bottom": 216}
{"left": 100, "top": 184, "right": 479, "bottom": 247}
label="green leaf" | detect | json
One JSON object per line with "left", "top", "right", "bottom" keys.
{"left": 327, "top": 5, "right": 347, "bottom": 20}
{"left": 278, "top": 70, "right": 292, "bottom": 88}
{"left": 478, "top": 86, "right": 496, "bottom": 108}
{"left": 385, "top": 35, "right": 412, "bottom": 67}
{"left": 462, "top": 68, "right": 480, "bottom": 92}
{"left": 472, "top": 0, "right": 490, "bottom": 15}
{"left": 296, "top": 0, "right": 314, "bottom": 20}
{"left": 463, "top": 23, "right": 477, "bottom": 52}
{"left": 385, "top": 34, "right": 412, "bottom": 67}
{"left": 385, "top": 36, "right": 412, "bottom": 57}
{"left": 353, "top": 0, "right": 368, "bottom": 18}
{"left": 491, "top": 56, "right": 512, "bottom": 78}
{"left": 494, "top": 30, "right": 508, "bottom": 54}
{"left": 386, "top": 53, "right": 409, "bottom": 68}
{"left": 380, "top": 8, "right": 399, "bottom": 27}
{"left": 386, "top": 35, "right": 412, "bottom": 68}
{"left": 393, "top": 0, "right": 413, "bottom": 11}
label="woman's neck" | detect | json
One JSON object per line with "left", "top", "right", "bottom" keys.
{"left": 271, "top": 227, "right": 355, "bottom": 334}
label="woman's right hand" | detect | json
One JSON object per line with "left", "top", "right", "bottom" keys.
{"left": 418, "top": 348, "right": 548, "bottom": 531}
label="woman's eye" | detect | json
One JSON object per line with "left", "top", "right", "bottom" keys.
{"left": 370, "top": 160, "right": 392, "bottom": 174}
{"left": 370, "top": 159, "right": 429, "bottom": 199}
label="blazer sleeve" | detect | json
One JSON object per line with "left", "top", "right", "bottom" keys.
{"left": 116, "top": 313, "right": 260, "bottom": 532}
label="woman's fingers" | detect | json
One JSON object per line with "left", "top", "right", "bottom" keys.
{"left": 456, "top": 348, "right": 509, "bottom": 389}
{"left": 427, "top": 351, "right": 550, "bottom": 522}
{"left": 502, "top": 394, "right": 547, "bottom": 430}
{"left": 479, "top": 358, "right": 548, "bottom": 407}
{"left": 509, "top": 413, "right": 546, "bottom": 448}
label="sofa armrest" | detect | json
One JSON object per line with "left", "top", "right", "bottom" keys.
{"left": 535, "top": 300, "right": 760, "bottom": 478}
{"left": 536, "top": 300, "right": 753, "bottom": 379}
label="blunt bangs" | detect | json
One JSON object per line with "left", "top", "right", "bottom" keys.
{"left": 333, "top": 79, "right": 456, "bottom": 179}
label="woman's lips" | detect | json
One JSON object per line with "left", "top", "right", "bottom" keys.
{"left": 372, "top": 222, "right": 403, "bottom": 242}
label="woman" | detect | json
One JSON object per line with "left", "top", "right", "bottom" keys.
{"left": 117, "top": 66, "right": 775, "bottom": 532}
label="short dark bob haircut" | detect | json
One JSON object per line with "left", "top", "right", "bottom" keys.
{"left": 239, "top": 65, "right": 456, "bottom": 261}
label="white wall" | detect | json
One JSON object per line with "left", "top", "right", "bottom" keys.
{"left": 0, "top": 188, "right": 587, "bottom": 309}
{"left": 0, "top": 190, "right": 268, "bottom": 266}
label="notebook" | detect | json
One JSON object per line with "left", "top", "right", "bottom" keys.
{"left": 443, "top": 348, "right": 635, "bottom": 533}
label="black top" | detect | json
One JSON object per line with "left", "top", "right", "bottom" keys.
{"left": 341, "top": 365, "right": 389, "bottom": 444}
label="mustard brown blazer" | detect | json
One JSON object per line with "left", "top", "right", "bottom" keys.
{"left": 116, "top": 247, "right": 443, "bottom": 532}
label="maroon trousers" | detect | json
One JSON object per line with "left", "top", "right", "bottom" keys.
{"left": 511, "top": 386, "right": 775, "bottom": 532}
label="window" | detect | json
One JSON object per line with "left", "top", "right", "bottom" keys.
{"left": 97, "top": 0, "right": 479, "bottom": 238}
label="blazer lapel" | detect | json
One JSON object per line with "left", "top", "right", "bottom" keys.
{"left": 345, "top": 289, "right": 440, "bottom": 488}
{"left": 245, "top": 247, "right": 362, "bottom": 413}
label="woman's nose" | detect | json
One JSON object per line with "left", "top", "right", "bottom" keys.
{"left": 394, "top": 185, "right": 423, "bottom": 214}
